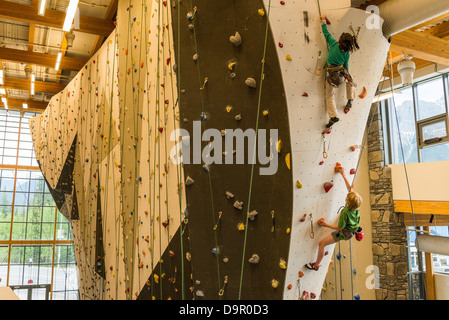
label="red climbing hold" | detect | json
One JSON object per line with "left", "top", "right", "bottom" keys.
{"left": 278, "top": 42, "right": 283, "bottom": 48}
{"left": 280, "top": 1, "right": 285, "bottom": 4}
{"left": 324, "top": 181, "right": 334, "bottom": 193}
{"left": 159, "top": 127, "right": 164, "bottom": 133}
{"left": 162, "top": 220, "right": 169, "bottom": 228}
{"left": 319, "top": 161, "right": 324, "bottom": 165}
{"left": 350, "top": 168, "right": 356, "bottom": 175}
{"left": 310, "top": 292, "right": 316, "bottom": 299}
{"left": 300, "top": 213, "right": 307, "bottom": 222}
{"left": 350, "top": 145, "right": 359, "bottom": 151}
{"left": 302, "top": 92, "right": 308, "bottom": 97}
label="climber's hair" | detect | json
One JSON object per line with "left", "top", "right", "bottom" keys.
{"left": 338, "top": 32, "right": 360, "bottom": 53}
{"left": 346, "top": 191, "right": 362, "bottom": 211}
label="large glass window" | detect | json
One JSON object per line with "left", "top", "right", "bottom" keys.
{"left": 385, "top": 74, "right": 449, "bottom": 164}
{"left": 0, "top": 109, "right": 78, "bottom": 300}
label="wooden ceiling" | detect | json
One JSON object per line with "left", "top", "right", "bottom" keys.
{"left": 0, "top": 0, "right": 117, "bottom": 113}
{"left": 0, "top": 0, "right": 448, "bottom": 113}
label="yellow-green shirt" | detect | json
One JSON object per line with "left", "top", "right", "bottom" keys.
{"left": 338, "top": 207, "right": 360, "bottom": 232}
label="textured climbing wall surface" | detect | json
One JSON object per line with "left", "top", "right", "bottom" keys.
{"left": 172, "top": 0, "right": 293, "bottom": 300}
{"left": 29, "top": 0, "right": 390, "bottom": 300}
{"left": 261, "top": 1, "right": 390, "bottom": 299}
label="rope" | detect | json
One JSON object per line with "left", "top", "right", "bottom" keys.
{"left": 238, "top": 0, "right": 272, "bottom": 300}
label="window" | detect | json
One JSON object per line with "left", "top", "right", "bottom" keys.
{"left": 385, "top": 74, "right": 449, "bottom": 164}
{"left": 0, "top": 110, "right": 78, "bottom": 300}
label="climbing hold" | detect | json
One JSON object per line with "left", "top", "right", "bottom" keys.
{"left": 271, "top": 279, "right": 279, "bottom": 288}
{"left": 279, "top": 258, "right": 287, "bottom": 269}
{"left": 193, "top": 53, "right": 199, "bottom": 61}
{"left": 298, "top": 271, "right": 304, "bottom": 278}
{"left": 301, "top": 291, "right": 309, "bottom": 300}
{"left": 287, "top": 284, "right": 292, "bottom": 290}
{"left": 258, "top": 8, "right": 265, "bottom": 16}
{"left": 263, "top": 110, "right": 269, "bottom": 116}
{"left": 299, "top": 213, "right": 307, "bottom": 222}
{"left": 248, "top": 210, "right": 258, "bottom": 221}
{"left": 302, "top": 92, "right": 308, "bottom": 97}
{"left": 223, "top": 257, "right": 229, "bottom": 263}
{"left": 336, "top": 252, "right": 341, "bottom": 260}
{"left": 226, "top": 105, "right": 233, "bottom": 113}
{"left": 324, "top": 181, "right": 334, "bottom": 193}
{"left": 185, "top": 176, "right": 194, "bottom": 185}
{"left": 310, "top": 292, "right": 316, "bottom": 299}
{"left": 280, "top": 0, "right": 285, "bottom": 4}
{"left": 354, "top": 294, "right": 361, "bottom": 300}
{"left": 278, "top": 42, "right": 283, "bottom": 48}
{"left": 359, "top": 86, "right": 367, "bottom": 99}
{"left": 276, "top": 140, "right": 282, "bottom": 153}
{"left": 286, "top": 55, "right": 292, "bottom": 61}
{"left": 229, "top": 31, "right": 242, "bottom": 46}
{"left": 212, "top": 247, "right": 220, "bottom": 255}
{"left": 228, "top": 62, "right": 236, "bottom": 71}
{"left": 248, "top": 254, "right": 260, "bottom": 264}
{"left": 334, "top": 162, "right": 342, "bottom": 173}
{"left": 285, "top": 153, "right": 291, "bottom": 170}
{"left": 188, "top": 24, "right": 194, "bottom": 31}
{"left": 202, "top": 164, "right": 210, "bottom": 172}
{"left": 350, "top": 168, "right": 356, "bottom": 175}
{"left": 286, "top": 227, "right": 291, "bottom": 234}
{"left": 196, "top": 290, "right": 204, "bottom": 297}
{"left": 233, "top": 200, "right": 243, "bottom": 210}
{"left": 200, "top": 112, "right": 207, "bottom": 120}
{"left": 235, "top": 114, "right": 242, "bottom": 121}
{"left": 162, "top": 220, "right": 169, "bottom": 228}
{"left": 245, "top": 77, "right": 257, "bottom": 88}
{"left": 225, "top": 191, "right": 235, "bottom": 199}
{"left": 230, "top": 72, "right": 236, "bottom": 79}
{"left": 350, "top": 145, "right": 359, "bottom": 151}
{"left": 319, "top": 161, "right": 324, "bottom": 165}
{"left": 237, "top": 222, "right": 245, "bottom": 231}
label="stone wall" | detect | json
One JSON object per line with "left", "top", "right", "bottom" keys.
{"left": 367, "top": 103, "right": 409, "bottom": 300}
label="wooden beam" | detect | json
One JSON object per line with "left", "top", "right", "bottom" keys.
{"left": 410, "top": 12, "right": 449, "bottom": 31}
{"left": 2, "top": 97, "right": 48, "bottom": 110}
{"left": 423, "top": 20, "right": 449, "bottom": 39}
{"left": 4, "top": 77, "right": 65, "bottom": 94}
{"left": 0, "top": 46, "right": 86, "bottom": 71}
{"left": 394, "top": 200, "right": 449, "bottom": 215}
{"left": 390, "top": 30, "right": 449, "bottom": 66}
{"left": 403, "top": 213, "right": 449, "bottom": 227}
{"left": 0, "top": 0, "right": 114, "bottom": 37}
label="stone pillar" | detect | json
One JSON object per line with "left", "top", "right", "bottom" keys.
{"left": 367, "top": 103, "right": 408, "bottom": 300}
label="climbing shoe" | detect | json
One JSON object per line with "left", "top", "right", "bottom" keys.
{"left": 326, "top": 117, "right": 339, "bottom": 128}
{"left": 305, "top": 262, "right": 319, "bottom": 271}
{"left": 344, "top": 100, "right": 353, "bottom": 114}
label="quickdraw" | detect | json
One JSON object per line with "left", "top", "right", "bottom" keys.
{"left": 218, "top": 275, "right": 228, "bottom": 296}
{"left": 309, "top": 213, "right": 314, "bottom": 239}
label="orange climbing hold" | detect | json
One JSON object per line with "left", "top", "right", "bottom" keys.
{"left": 359, "top": 86, "right": 367, "bottom": 99}
{"left": 334, "top": 162, "right": 341, "bottom": 173}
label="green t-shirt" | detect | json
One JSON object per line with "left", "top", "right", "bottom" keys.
{"left": 322, "top": 24, "right": 350, "bottom": 71}
{"left": 337, "top": 207, "right": 360, "bottom": 232}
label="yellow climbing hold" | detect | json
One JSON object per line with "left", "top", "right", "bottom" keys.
{"left": 154, "top": 274, "right": 159, "bottom": 284}
{"left": 228, "top": 62, "right": 236, "bottom": 71}
{"left": 296, "top": 180, "right": 303, "bottom": 188}
{"left": 238, "top": 222, "right": 245, "bottom": 231}
{"left": 285, "top": 153, "right": 291, "bottom": 170}
{"left": 286, "top": 55, "right": 292, "bottom": 61}
{"left": 271, "top": 279, "right": 279, "bottom": 288}
{"left": 258, "top": 9, "right": 265, "bottom": 16}
{"left": 279, "top": 258, "right": 287, "bottom": 269}
{"left": 263, "top": 110, "right": 269, "bottom": 116}
{"left": 226, "top": 105, "right": 233, "bottom": 113}
{"left": 286, "top": 227, "right": 291, "bottom": 234}
{"left": 276, "top": 140, "right": 282, "bottom": 153}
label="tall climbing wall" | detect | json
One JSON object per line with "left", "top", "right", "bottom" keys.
{"left": 29, "top": 0, "right": 390, "bottom": 300}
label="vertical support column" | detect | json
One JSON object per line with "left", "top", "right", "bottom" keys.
{"left": 367, "top": 103, "right": 408, "bottom": 300}
{"left": 423, "top": 226, "right": 436, "bottom": 300}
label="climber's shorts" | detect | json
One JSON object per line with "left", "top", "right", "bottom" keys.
{"left": 332, "top": 229, "right": 354, "bottom": 242}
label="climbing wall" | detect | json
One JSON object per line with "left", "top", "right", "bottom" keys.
{"left": 29, "top": 0, "right": 390, "bottom": 300}
{"left": 263, "top": 1, "right": 390, "bottom": 299}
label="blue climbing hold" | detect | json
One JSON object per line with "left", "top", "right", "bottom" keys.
{"left": 354, "top": 294, "right": 361, "bottom": 300}
{"left": 336, "top": 252, "right": 341, "bottom": 260}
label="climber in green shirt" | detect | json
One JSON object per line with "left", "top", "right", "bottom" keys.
{"left": 305, "top": 167, "right": 363, "bottom": 271}
{"left": 321, "top": 14, "right": 360, "bottom": 129}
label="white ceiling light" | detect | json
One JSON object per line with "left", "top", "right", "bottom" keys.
{"left": 38, "top": 0, "right": 47, "bottom": 16}
{"left": 0, "top": 70, "right": 3, "bottom": 85}
{"left": 63, "top": 0, "right": 80, "bottom": 32}
{"left": 30, "top": 73, "right": 35, "bottom": 95}
{"left": 2, "top": 97, "right": 7, "bottom": 109}
{"left": 398, "top": 58, "right": 416, "bottom": 86}
{"left": 55, "top": 52, "right": 62, "bottom": 71}
{"left": 23, "top": 103, "right": 28, "bottom": 109}
{"left": 0, "top": 88, "right": 5, "bottom": 95}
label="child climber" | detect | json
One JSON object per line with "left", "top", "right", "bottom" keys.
{"left": 305, "top": 166, "right": 362, "bottom": 271}
{"left": 320, "top": 14, "right": 360, "bottom": 128}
